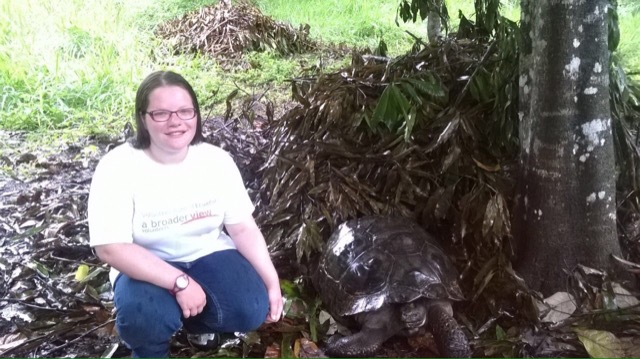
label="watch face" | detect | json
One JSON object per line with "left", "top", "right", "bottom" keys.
{"left": 176, "top": 275, "right": 189, "bottom": 289}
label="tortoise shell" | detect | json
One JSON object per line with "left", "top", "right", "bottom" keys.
{"left": 313, "top": 216, "right": 464, "bottom": 317}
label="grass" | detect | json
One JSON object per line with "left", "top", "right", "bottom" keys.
{"left": 0, "top": 0, "right": 638, "bottom": 141}
{"left": 617, "top": 1, "right": 640, "bottom": 74}
{"left": 253, "top": 0, "right": 420, "bottom": 55}
{"left": 0, "top": 0, "right": 148, "bottom": 135}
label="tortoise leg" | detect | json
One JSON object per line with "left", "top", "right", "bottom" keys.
{"left": 427, "top": 301, "right": 471, "bottom": 358}
{"left": 324, "top": 306, "right": 403, "bottom": 357}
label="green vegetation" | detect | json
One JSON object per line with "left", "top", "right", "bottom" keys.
{"left": 253, "top": 0, "right": 420, "bottom": 53}
{"left": 0, "top": 0, "right": 638, "bottom": 138}
{"left": 618, "top": 1, "right": 640, "bottom": 73}
{"left": 0, "top": 0, "right": 147, "bottom": 135}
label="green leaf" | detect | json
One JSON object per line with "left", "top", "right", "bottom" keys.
{"left": 406, "top": 77, "right": 446, "bottom": 98}
{"left": 471, "top": 69, "right": 493, "bottom": 102}
{"left": 469, "top": 77, "right": 481, "bottom": 102}
{"left": 371, "top": 84, "right": 393, "bottom": 128}
{"left": 307, "top": 298, "right": 322, "bottom": 342}
{"left": 83, "top": 284, "right": 100, "bottom": 301}
{"left": 372, "top": 83, "right": 414, "bottom": 132}
{"left": 26, "top": 260, "right": 50, "bottom": 278}
{"left": 9, "top": 224, "right": 47, "bottom": 241}
{"left": 607, "top": 3, "right": 620, "bottom": 51}
{"left": 398, "top": 80, "right": 423, "bottom": 105}
{"left": 280, "top": 279, "right": 301, "bottom": 298}
{"left": 387, "top": 85, "right": 411, "bottom": 131}
{"left": 575, "top": 329, "right": 625, "bottom": 358}
{"left": 224, "top": 89, "right": 238, "bottom": 120}
{"left": 80, "top": 266, "right": 107, "bottom": 283}
{"left": 75, "top": 264, "right": 89, "bottom": 281}
{"left": 485, "top": 0, "right": 499, "bottom": 33}
{"left": 281, "top": 333, "right": 296, "bottom": 359}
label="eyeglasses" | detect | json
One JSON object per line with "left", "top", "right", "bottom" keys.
{"left": 145, "top": 108, "right": 196, "bottom": 122}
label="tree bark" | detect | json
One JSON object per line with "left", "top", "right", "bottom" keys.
{"left": 515, "top": 0, "right": 624, "bottom": 294}
{"left": 427, "top": 0, "right": 443, "bottom": 44}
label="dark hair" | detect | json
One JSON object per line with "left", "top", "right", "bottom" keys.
{"left": 131, "top": 70, "right": 204, "bottom": 149}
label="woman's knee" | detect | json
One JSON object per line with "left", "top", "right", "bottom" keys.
{"left": 114, "top": 275, "right": 182, "bottom": 341}
{"left": 235, "top": 302, "right": 268, "bottom": 331}
{"left": 224, "top": 289, "right": 269, "bottom": 331}
{"left": 188, "top": 250, "right": 269, "bottom": 332}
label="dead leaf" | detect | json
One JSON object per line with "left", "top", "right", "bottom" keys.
{"left": 0, "top": 303, "right": 36, "bottom": 322}
{"left": 0, "top": 333, "right": 27, "bottom": 351}
{"left": 473, "top": 157, "right": 501, "bottom": 172}
{"left": 264, "top": 344, "right": 281, "bottom": 358}
{"left": 536, "top": 292, "right": 576, "bottom": 323}
{"left": 293, "top": 338, "right": 301, "bottom": 357}
{"left": 407, "top": 332, "right": 436, "bottom": 352}
{"left": 297, "top": 338, "right": 322, "bottom": 358}
{"left": 611, "top": 282, "right": 640, "bottom": 309}
{"left": 620, "top": 336, "right": 640, "bottom": 357}
{"left": 575, "top": 329, "right": 625, "bottom": 358}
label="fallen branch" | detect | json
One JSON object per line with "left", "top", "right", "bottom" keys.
{"left": 612, "top": 254, "right": 640, "bottom": 273}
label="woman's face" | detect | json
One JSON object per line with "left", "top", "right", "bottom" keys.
{"left": 144, "top": 85, "right": 197, "bottom": 160}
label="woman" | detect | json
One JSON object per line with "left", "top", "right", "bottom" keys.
{"left": 87, "top": 70, "right": 283, "bottom": 358}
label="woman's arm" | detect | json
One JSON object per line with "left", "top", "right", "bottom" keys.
{"left": 94, "top": 243, "right": 182, "bottom": 289}
{"left": 226, "top": 218, "right": 283, "bottom": 322}
{"left": 94, "top": 243, "right": 206, "bottom": 318}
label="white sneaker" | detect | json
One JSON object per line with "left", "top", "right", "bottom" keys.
{"left": 187, "top": 333, "right": 221, "bottom": 350}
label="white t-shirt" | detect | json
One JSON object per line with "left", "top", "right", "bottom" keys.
{"left": 87, "top": 142, "right": 255, "bottom": 284}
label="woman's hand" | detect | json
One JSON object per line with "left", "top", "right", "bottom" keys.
{"left": 175, "top": 279, "right": 207, "bottom": 318}
{"left": 264, "top": 286, "right": 283, "bottom": 323}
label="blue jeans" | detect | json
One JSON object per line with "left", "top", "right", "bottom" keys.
{"left": 113, "top": 249, "right": 269, "bottom": 358}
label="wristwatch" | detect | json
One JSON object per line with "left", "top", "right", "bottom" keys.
{"left": 169, "top": 274, "right": 189, "bottom": 295}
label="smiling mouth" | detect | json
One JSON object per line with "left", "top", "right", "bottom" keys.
{"left": 166, "top": 131, "right": 185, "bottom": 136}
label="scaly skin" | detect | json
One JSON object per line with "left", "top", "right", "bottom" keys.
{"left": 325, "top": 330, "right": 387, "bottom": 357}
{"left": 428, "top": 304, "right": 471, "bottom": 358}
{"left": 325, "top": 306, "right": 403, "bottom": 357}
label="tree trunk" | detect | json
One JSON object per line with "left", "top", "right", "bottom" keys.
{"left": 515, "top": 0, "right": 624, "bottom": 294}
{"left": 427, "top": 0, "right": 443, "bottom": 44}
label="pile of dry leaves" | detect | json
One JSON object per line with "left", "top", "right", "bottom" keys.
{"left": 155, "top": 0, "right": 316, "bottom": 58}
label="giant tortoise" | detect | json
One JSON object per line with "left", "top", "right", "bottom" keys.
{"left": 312, "top": 216, "right": 470, "bottom": 357}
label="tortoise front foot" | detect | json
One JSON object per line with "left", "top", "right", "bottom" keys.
{"left": 324, "top": 333, "right": 381, "bottom": 358}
